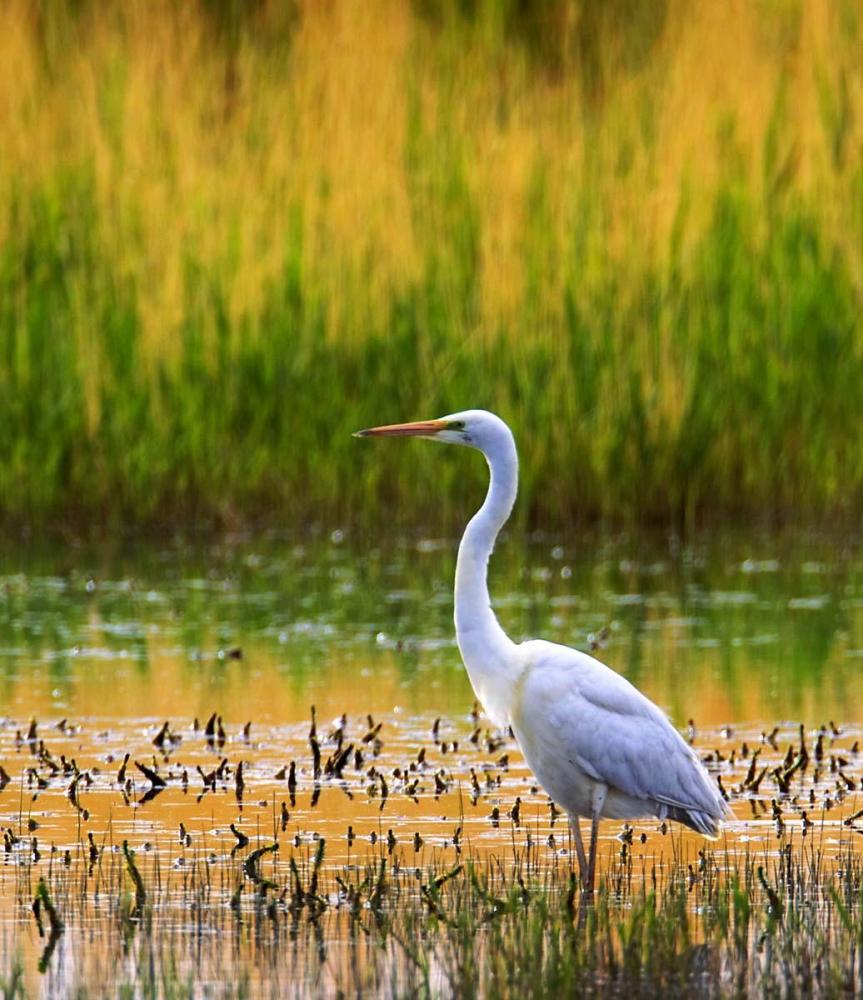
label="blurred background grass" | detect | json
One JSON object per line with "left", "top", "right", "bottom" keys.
{"left": 1, "top": 0, "right": 862, "bottom": 533}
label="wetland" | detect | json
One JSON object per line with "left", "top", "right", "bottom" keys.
{"left": 5, "top": 3, "right": 863, "bottom": 996}
{"left": 1, "top": 529, "right": 863, "bottom": 996}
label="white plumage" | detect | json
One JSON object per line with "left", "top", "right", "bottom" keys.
{"left": 514, "top": 640, "right": 727, "bottom": 837}
{"left": 357, "top": 409, "right": 730, "bottom": 892}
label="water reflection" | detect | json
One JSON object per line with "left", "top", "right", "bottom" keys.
{"left": 0, "top": 531, "right": 861, "bottom": 725}
{"left": 1, "top": 530, "right": 863, "bottom": 993}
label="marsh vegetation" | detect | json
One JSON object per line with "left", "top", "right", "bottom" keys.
{"left": 3, "top": 1, "right": 863, "bottom": 994}
{"left": 0, "top": 532, "right": 862, "bottom": 995}
{"left": 2, "top": 1, "right": 863, "bottom": 530}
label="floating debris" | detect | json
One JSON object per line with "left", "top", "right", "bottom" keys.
{"left": 134, "top": 760, "right": 166, "bottom": 789}
{"left": 230, "top": 824, "right": 250, "bottom": 849}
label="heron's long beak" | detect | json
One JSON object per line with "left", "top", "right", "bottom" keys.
{"left": 354, "top": 419, "right": 448, "bottom": 438}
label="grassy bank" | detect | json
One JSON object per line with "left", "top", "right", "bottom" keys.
{"left": 2, "top": 1, "right": 863, "bottom": 532}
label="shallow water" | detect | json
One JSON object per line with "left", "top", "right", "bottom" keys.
{"left": 1, "top": 529, "right": 863, "bottom": 993}
{"left": 3, "top": 529, "right": 862, "bottom": 725}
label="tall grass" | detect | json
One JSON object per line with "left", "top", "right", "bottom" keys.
{"left": 2, "top": 0, "right": 863, "bottom": 532}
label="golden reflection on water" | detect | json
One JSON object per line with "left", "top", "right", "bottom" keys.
{"left": 2, "top": 687, "right": 863, "bottom": 995}
{"left": 1, "top": 533, "right": 863, "bottom": 991}
{"left": 4, "top": 634, "right": 863, "bottom": 742}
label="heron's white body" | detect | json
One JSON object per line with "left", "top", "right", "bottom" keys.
{"left": 492, "top": 638, "right": 723, "bottom": 832}
{"left": 357, "top": 409, "right": 729, "bottom": 884}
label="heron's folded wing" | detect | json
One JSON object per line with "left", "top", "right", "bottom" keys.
{"left": 523, "top": 642, "right": 726, "bottom": 819}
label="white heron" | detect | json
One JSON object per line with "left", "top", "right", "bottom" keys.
{"left": 355, "top": 409, "right": 730, "bottom": 892}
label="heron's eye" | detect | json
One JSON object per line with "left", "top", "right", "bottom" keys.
{"left": 448, "top": 420, "right": 466, "bottom": 432}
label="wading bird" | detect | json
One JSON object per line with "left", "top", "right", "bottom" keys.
{"left": 356, "top": 410, "right": 729, "bottom": 893}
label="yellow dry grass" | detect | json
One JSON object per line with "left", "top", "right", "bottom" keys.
{"left": 1, "top": 0, "right": 858, "bottom": 367}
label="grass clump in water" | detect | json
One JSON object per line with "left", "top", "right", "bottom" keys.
{"left": 9, "top": 834, "right": 863, "bottom": 998}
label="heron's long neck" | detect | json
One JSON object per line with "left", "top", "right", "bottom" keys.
{"left": 454, "top": 438, "right": 519, "bottom": 726}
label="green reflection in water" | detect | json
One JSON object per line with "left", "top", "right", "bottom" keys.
{"left": 0, "top": 530, "right": 860, "bottom": 726}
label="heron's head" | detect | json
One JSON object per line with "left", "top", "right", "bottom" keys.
{"left": 355, "top": 409, "right": 513, "bottom": 455}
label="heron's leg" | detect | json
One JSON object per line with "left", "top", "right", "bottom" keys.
{"left": 586, "top": 784, "right": 608, "bottom": 893}
{"left": 569, "top": 818, "right": 588, "bottom": 882}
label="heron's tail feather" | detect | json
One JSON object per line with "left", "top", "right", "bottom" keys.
{"left": 664, "top": 804, "right": 724, "bottom": 839}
